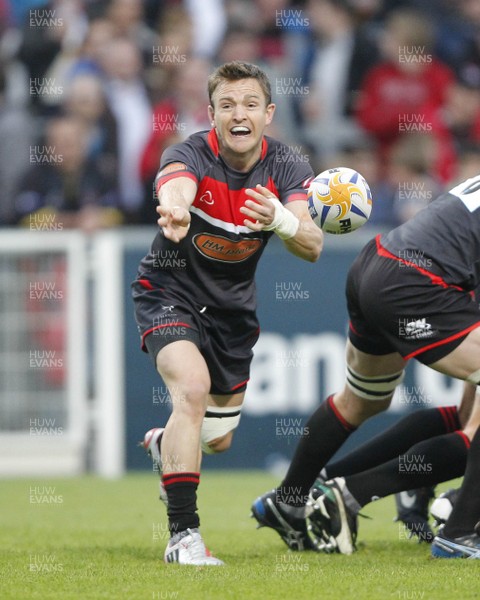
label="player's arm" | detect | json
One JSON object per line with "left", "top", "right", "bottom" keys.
{"left": 156, "top": 176, "right": 198, "bottom": 243}
{"left": 241, "top": 184, "right": 323, "bottom": 262}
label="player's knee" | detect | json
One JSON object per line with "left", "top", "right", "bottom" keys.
{"left": 336, "top": 390, "right": 389, "bottom": 425}
{"left": 200, "top": 407, "right": 241, "bottom": 454}
{"left": 168, "top": 380, "right": 211, "bottom": 422}
{"left": 204, "top": 431, "right": 234, "bottom": 454}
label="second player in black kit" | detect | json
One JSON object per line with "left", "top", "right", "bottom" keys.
{"left": 253, "top": 175, "right": 480, "bottom": 559}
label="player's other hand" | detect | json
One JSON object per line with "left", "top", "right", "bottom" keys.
{"left": 241, "top": 185, "right": 277, "bottom": 231}
{"left": 156, "top": 205, "right": 191, "bottom": 242}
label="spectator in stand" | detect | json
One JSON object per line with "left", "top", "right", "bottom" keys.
{"left": 68, "top": 18, "right": 116, "bottom": 78}
{"left": 355, "top": 8, "right": 454, "bottom": 163}
{"left": 18, "top": 0, "right": 89, "bottom": 114}
{"left": 61, "top": 72, "right": 118, "bottom": 187}
{"left": 139, "top": 57, "right": 212, "bottom": 223}
{"left": 295, "top": 0, "right": 379, "bottom": 162}
{"left": 454, "top": 143, "right": 480, "bottom": 184}
{"left": 386, "top": 132, "right": 444, "bottom": 225}
{"left": 420, "top": 72, "right": 480, "bottom": 185}
{"left": 0, "top": 59, "right": 38, "bottom": 225}
{"left": 105, "top": 0, "right": 159, "bottom": 65}
{"left": 99, "top": 36, "right": 152, "bottom": 221}
{"left": 15, "top": 115, "right": 122, "bottom": 231}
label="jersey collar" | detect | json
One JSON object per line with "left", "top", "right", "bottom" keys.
{"left": 207, "top": 128, "right": 268, "bottom": 161}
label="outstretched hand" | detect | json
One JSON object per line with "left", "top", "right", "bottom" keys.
{"left": 240, "top": 185, "right": 277, "bottom": 231}
{"left": 156, "top": 204, "right": 191, "bottom": 242}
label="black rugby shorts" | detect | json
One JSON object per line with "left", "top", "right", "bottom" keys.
{"left": 132, "top": 278, "right": 260, "bottom": 394}
{"left": 346, "top": 236, "right": 480, "bottom": 364}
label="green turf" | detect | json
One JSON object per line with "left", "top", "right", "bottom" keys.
{"left": 1, "top": 472, "right": 478, "bottom": 599}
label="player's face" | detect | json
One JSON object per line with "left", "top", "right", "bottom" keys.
{"left": 208, "top": 78, "right": 275, "bottom": 171}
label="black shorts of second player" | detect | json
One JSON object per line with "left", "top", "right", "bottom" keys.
{"left": 346, "top": 236, "right": 480, "bottom": 364}
{"left": 132, "top": 279, "right": 260, "bottom": 395}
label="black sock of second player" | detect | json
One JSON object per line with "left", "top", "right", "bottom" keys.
{"left": 278, "top": 395, "right": 356, "bottom": 507}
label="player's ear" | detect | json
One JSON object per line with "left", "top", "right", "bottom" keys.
{"left": 208, "top": 105, "right": 215, "bottom": 127}
{"left": 265, "top": 103, "right": 276, "bottom": 126}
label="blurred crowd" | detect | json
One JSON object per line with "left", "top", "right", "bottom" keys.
{"left": 1, "top": 0, "right": 480, "bottom": 231}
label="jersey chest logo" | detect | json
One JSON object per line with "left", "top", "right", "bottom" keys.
{"left": 193, "top": 233, "right": 262, "bottom": 263}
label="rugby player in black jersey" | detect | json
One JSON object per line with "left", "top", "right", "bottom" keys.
{"left": 252, "top": 175, "right": 480, "bottom": 559}
{"left": 133, "top": 61, "right": 323, "bottom": 565}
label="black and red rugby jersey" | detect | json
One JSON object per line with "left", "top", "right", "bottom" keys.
{"left": 381, "top": 176, "right": 480, "bottom": 291}
{"left": 137, "top": 129, "right": 314, "bottom": 311}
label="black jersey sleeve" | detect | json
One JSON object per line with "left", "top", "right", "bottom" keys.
{"left": 155, "top": 134, "right": 208, "bottom": 192}
{"left": 268, "top": 140, "right": 314, "bottom": 205}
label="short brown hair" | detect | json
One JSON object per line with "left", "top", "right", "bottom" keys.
{"left": 207, "top": 61, "right": 272, "bottom": 106}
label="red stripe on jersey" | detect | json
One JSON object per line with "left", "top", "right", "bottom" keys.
{"left": 193, "top": 176, "right": 279, "bottom": 227}
{"left": 286, "top": 192, "right": 308, "bottom": 203}
{"left": 207, "top": 129, "right": 219, "bottom": 156}
{"left": 404, "top": 321, "right": 480, "bottom": 360}
{"left": 138, "top": 278, "right": 154, "bottom": 290}
{"left": 376, "top": 235, "right": 464, "bottom": 292}
{"left": 156, "top": 171, "right": 198, "bottom": 196}
{"left": 207, "top": 129, "right": 268, "bottom": 159}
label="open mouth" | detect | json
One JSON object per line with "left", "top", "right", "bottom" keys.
{"left": 230, "top": 126, "right": 251, "bottom": 138}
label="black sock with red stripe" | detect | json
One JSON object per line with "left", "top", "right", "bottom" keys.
{"left": 344, "top": 431, "right": 470, "bottom": 507}
{"left": 325, "top": 405, "right": 460, "bottom": 479}
{"left": 162, "top": 472, "right": 200, "bottom": 535}
{"left": 443, "top": 427, "right": 480, "bottom": 539}
{"left": 278, "top": 395, "right": 356, "bottom": 507}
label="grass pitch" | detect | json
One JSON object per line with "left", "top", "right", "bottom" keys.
{"left": 1, "top": 472, "right": 478, "bottom": 600}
